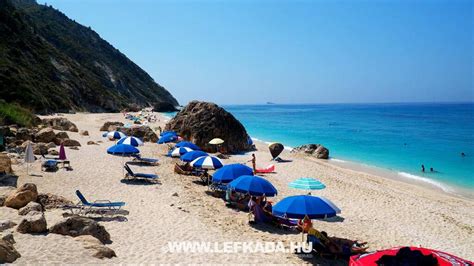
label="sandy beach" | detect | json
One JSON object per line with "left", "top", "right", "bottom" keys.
{"left": 1, "top": 112, "right": 473, "bottom": 264}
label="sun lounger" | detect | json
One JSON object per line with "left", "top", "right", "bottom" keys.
{"left": 124, "top": 164, "right": 159, "bottom": 180}
{"left": 41, "top": 159, "right": 58, "bottom": 172}
{"left": 132, "top": 154, "right": 159, "bottom": 165}
{"left": 71, "top": 190, "right": 125, "bottom": 216}
{"left": 255, "top": 164, "right": 275, "bottom": 174}
{"left": 174, "top": 163, "right": 192, "bottom": 175}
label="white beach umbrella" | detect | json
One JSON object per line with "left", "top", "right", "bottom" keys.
{"left": 25, "top": 142, "right": 35, "bottom": 175}
{"left": 209, "top": 138, "right": 224, "bottom": 145}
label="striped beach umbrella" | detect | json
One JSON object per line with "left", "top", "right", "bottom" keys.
{"left": 170, "top": 147, "right": 193, "bottom": 157}
{"left": 106, "top": 131, "right": 126, "bottom": 140}
{"left": 180, "top": 150, "right": 208, "bottom": 162}
{"left": 117, "top": 136, "right": 143, "bottom": 147}
{"left": 190, "top": 156, "right": 223, "bottom": 170}
{"left": 289, "top": 177, "right": 326, "bottom": 191}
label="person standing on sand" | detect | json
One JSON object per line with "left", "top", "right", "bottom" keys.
{"left": 248, "top": 154, "right": 256, "bottom": 174}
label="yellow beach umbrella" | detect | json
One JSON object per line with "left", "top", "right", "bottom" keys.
{"left": 209, "top": 138, "right": 224, "bottom": 145}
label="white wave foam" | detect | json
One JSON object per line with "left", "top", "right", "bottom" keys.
{"left": 398, "top": 172, "right": 454, "bottom": 193}
{"left": 330, "top": 158, "right": 347, "bottom": 163}
{"left": 251, "top": 138, "right": 293, "bottom": 150}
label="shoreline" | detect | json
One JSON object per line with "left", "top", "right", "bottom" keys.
{"left": 245, "top": 136, "right": 474, "bottom": 201}
{"left": 3, "top": 111, "right": 473, "bottom": 263}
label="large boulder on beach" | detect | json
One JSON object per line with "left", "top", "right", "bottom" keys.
{"left": 36, "top": 193, "right": 73, "bottom": 209}
{"left": 62, "top": 139, "right": 81, "bottom": 147}
{"left": 268, "top": 143, "right": 284, "bottom": 159}
{"left": 0, "top": 154, "right": 13, "bottom": 175}
{"left": 291, "top": 144, "right": 329, "bottom": 159}
{"left": 42, "top": 118, "right": 78, "bottom": 132}
{"left": 55, "top": 131, "right": 69, "bottom": 139}
{"left": 117, "top": 126, "right": 158, "bottom": 142}
{"left": 16, "top": 213, "right": 47, "bottom": 234}
{"left": 15, "top": 128, "right": 33, "bottom": 142}
{"left": 18, "top": 201, "right": 43, "bottom": 216}
{"left": 100, "top": 121, "right": 123, "bottom": 132}
{"left": 49, "top": 217, "right": 111, "bottom": 244}
{"left": 0, "top": 237, "right": 21, "bottom": 263}
{"left": 165, "top": 101, "right": 252, "bottom": 153}
{"left": 5, "top": 183, "right": 38, "bottom": 209}
{"left": 35, "top": 128, "right": 56, "bottom": 143}
{"left": 0, "top": 220, "right": 16, "bottom": 232}
{"left": 32, "top": 143, "right": 48, "bottom": 155}
{"left": 76, "top": 235, "right": 116, "bottom": 259}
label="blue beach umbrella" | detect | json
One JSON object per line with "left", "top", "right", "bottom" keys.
{"left": 272, "top": 195, "right": 341, "bottom": 219}
{"left": 212, "top": 164, "right": 253, "bottom": 184}
{"left": 107, "top": 144, "right": 140, "bottom": 175}
{"left": 106, "top": 131, "right": 126, "bottom": 140}
{"left": 180, "top": 150, "right": 208, "bottom": 162}
{"left": 175, "top": 141, "right": 201, "bottom": 150}
{"left": 289, "top": 177, "right": 326, "bottom": 191}
{"left": 158, "top": 133, "right": 178, "bottom": 144}
{"left": 228, "top": 175, "right": 278, "bottom": 196}
{"left": 107, "top": 144, "right": 140, "bottom": 155}
{"left": 169, "top": 147, "right": 194, "bottom": 157}
{"left": 190, "top": 156, "right": 223, "bottom": 170}
{"left": 160, "top": 130, "right": 177, "bottom": 137}
{"left": 117, "top": 136, "right": 144, "bottom": 147}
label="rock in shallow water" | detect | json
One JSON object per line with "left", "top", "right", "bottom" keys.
{"left": 291, "top": 144, "right": 329, "bottom": 159}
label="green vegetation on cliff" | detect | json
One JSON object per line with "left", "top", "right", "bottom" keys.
{"left": 0, "top": 0, "right": 178, "bottom": 114}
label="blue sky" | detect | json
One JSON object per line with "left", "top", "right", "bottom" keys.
{"left": 40, "top": 0, "right": 473, "bottom": 105}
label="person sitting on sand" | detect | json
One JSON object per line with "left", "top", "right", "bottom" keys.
{"left": 248, "top": 196, "right": 257, "bottom": 213}
{"left": 308, "top": 228, "right": 368, "bottom": 255}
{"left": 263, "top": 201, "right": 272, "bottom": 215}
{"left": 297, "top": 215, "right": 313, "bottom": 233}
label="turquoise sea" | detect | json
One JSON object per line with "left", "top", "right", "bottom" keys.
{"left": 165, "top": 103, "right": 474, "bottom": 196}
{"left": 221, "top": 103, "right": 474, "bottom": 196}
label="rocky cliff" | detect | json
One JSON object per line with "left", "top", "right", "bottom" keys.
{"left": 0, "top": 0, "right": 178, "bottom": 114}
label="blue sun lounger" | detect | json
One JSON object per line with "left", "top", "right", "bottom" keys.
{"left": 124, "top": 164, "right": 159, "bottom": 180}
{"left": 73, "top": 190, "right": 125, "bottom": 216}
{"left": 131, "top": 154, "right": 159, "bottom": 165}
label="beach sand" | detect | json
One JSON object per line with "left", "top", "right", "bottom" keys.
{"left": 2, "top": 112, "right": 473, "bottom": 264}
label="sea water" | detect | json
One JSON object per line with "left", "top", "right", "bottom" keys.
{"left": 222, "top": 103, "right": 474, "bottom": 196}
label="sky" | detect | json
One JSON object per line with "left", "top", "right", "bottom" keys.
{"left": 39, "top": 0, "right": 473, "bottom": 105}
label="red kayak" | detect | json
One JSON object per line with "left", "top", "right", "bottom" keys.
{"left": 350, "top": 246, "right": 472, "bottom": 266}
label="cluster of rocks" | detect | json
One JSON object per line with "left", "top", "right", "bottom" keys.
{"left": 165, "top": 101, "right": 253, "bottom": 153}
{"left": 0, "top": 118, "right": 83, "bottom": 163}
{"left": 291, "top": 144, "right": 329, "bottom": 159}
{"left": 0, "top": 183, "right": 116, "bottom": 262}
{"left": 100, "top": 121, "right": 158, "bottom": 142}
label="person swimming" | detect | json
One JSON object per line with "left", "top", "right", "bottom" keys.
{"left": 421, "top": 164, "right": 425, "bottom": 172}
{"left": 461, "top": 152, "right": 466, "bottom": 157}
